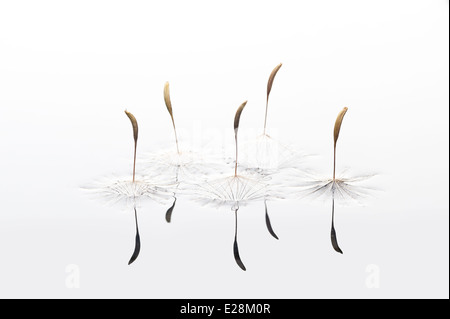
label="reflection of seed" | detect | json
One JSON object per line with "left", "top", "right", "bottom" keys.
{"left": 265, "top": 200, "right": 279, "bottom": 240}
{"left": 165, "top": 197, "right": 177, "bottom": 223}
{"left": 330, "top": 197, "right": 343, "bottom": 254}
{"left": 233, "top": 208, "right": 246, "bottom": 271}
{"left": 128, "top": 206, "right": 141, "bottom": 265}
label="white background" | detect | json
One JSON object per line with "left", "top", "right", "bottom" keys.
{"left": 0, "top": 0, "right": 448, "bottom": 298}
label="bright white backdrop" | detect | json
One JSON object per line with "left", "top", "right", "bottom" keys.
{"left": 0, "top": 0, "right": 448, "bottom": 298}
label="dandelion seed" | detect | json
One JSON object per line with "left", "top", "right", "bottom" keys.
{"left": 143, "top": 82, "right": 223, "bottom": 222}
{"left": 240, "top": 63, "right": 307, "bottom": 239}
{"left": 189, "top": 100, "right": 279, "bottom": 271}
{"left": 240, "top": 64, "right": 301, "bottom": 174}
{"left": 192, "top": 101, "right": 269, "bottom": 207}
{"left": 84, "top": 111, "right": 174, "bottom": 265}
{"left": 287, "top": 108, "right": 376, "bottom": 254}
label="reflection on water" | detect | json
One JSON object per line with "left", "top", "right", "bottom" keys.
{"left": 330, "top": 195, "right": 343, "bottom": 254}
{"left": 165, "top": 197, "right": 177, "bottom": 223}
{"left": 233, "top": 207, "right": 246, "bottom": 271}
{"left": 189, "top": 173, "right": 277, "bottom": 271}
{"left": 286, "top": 172, "right": 377, "bottom": 254}
{"left": 84, "top": 163, "right": 376, "bottom": 267}
{"left": 265, "top": 200, "right": 279, "bottom": 240}
{"left": 128, "top": 205, "right": 141, "bottom": 265}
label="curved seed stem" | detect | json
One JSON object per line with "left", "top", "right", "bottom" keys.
{"left": 330, "top": 107, "right": 348, "bottom": 253}
{"left": 333, "top": 107, "right": 348, "bottom": 181}
{"left": 124, "top": 110, "right": 138, "bottom": 182}
{"left": 164, "top": 82, "right": 180, "bottom": 154}
{"left": 264, "top": 63, "right": 282, "bottom": 135}
{"left": 235, "top": 134, "right": 238, "bottom": 177}
{"left": 172, "top": 123, "right": 180, "bottom": 155}
{"left": 133, "top": 140, "right": 137, "bottom": 183}
{"left": 234, "top": 101, "right": 248, "bottom": 177}
{"left": 263, "top": 99, "right": 269, "bottom": 135}
{"left": 333, "top": 144, "right": 336, "bottom": 181}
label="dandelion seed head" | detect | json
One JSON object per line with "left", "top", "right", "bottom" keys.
{"left": 285, "top": 169, "right": 377, "bottom": 205}
{"left": 83, "top": 175, "right": 175, "bottom": 208}
{"left": 188, "top": 174, "right": 271, "bottom": 208}
{"left": 142, "top": 147, "right": 224, "bottom": 185}
{"left": 240, "top": 134, "right": 309, "bottom": 176}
